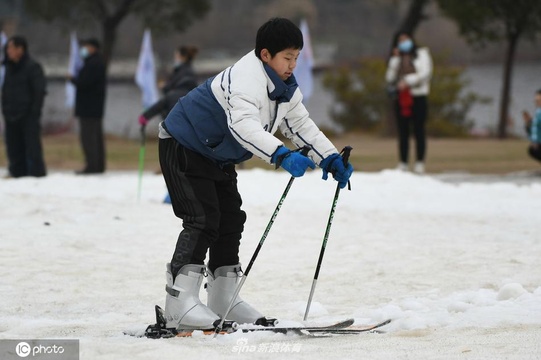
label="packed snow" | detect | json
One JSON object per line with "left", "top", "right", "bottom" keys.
{"left": 1, "top": 169, "right": 540, "bottom": 359}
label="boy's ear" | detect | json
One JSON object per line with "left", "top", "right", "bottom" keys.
{"left": 260, "top": 49, "right": 271, "bottom": 63}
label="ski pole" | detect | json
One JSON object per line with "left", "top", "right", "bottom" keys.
{"left": 137, "top": 125, "right": 146, "bottom": 202}
{"left": 214, "top": 146, "right": 311, "bottom": 335}
{"left": 303, "top": 146, "right": 352, "bottom": 321}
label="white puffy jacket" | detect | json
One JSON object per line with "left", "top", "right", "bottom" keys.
{"left": 211, "top": 50, "right": 338, "bottom": 164}
{"left": 385, "top": 47, "right": 433, "bottom": 96}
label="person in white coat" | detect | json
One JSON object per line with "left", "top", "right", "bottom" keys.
{"left": 385, "top": 32, "right": 432, "bottom": 173}
{"left": 156, "top": 18, "right": 353, "bottom": 331}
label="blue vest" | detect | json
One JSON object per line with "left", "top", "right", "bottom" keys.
{"left": 164, "top": 78, "right": 252, "bottom": 165}
{"left": 164, "top": 65, "right": 298, "bottom": 165}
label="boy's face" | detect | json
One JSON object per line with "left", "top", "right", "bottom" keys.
{"left": 261, "top": 47, "right": 300, "bottom": 81}
{"left": 535, "top": 93, "right": 541, "bottom": 108}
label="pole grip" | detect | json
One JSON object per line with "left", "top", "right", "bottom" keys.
{"left": 340, "top": 146, "right": 352, "bottom": 165}
{"left": 300, "top": 145, "right": 311, "bottom": 156}
{"left": 339, "top": 146, "right": 352, "bottom": 190}
{"left": 275, "top": 145, "right": 311, "bottom": 169}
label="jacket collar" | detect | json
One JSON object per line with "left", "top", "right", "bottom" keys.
{"left": 263, "top": 63, "right": 298, "bottom": 104}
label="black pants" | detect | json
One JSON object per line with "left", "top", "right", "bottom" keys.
{"left": 79, "top": 117, "right": 105, "bottom": 173}
{"left": 4, "top": 117, "right": 47, "bottom": 177}
{"left": 159, "top": 138, "right": 246, "bottom": 278}
{"left": 394, "top": 95, "right": 427, "bottom": 163}
{"left": 528, "top": 145, "right": 541, "bottom": 163}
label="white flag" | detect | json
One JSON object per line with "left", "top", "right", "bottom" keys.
{"left": 65, "top": 31, "right": 83, "bottom": 108}
{"left": 294, "top": 19, "right": 314, "bottom": 103}
{"left": 0, "top": 31, "right": 8, "bottom": 88}
{"left": 135, "top": 29, "right": 159, "bottom": 109}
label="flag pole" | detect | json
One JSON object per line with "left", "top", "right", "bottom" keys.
{"left": 135, "top": 29, "right": 158, "bottom": 201}
{"left": 137, "top": 125, "right": 146, "bottom": 202}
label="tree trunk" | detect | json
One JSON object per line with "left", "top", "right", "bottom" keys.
{"left": 497, "top": 33, "right": 519, "bottom": 139}
{"left": 102, "top": 20, "right": 117, "bottom": 70}
{"left": 398, "top": 0, "right": 430, "bottom": 35}
{"left": 98, "top": 0, "right": 135, "bottom": 70}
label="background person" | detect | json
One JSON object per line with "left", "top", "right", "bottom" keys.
{"left": 139, "top": 45, "right": 199, "bottom": 125}
{"left": 1, "top": 35, "right": 47, "bottom": 178}
{"left": 385, "top": 31, "right": 433, "bottom": 174}
{"left": 70, "top": 38, "right": 107, "bottom": 174}
{"left": 522, "top": 89, "right": 541, "bottom": 164}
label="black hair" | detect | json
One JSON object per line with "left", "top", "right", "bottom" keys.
{"left": 178, "top": 45, "right": 199, "bottom": 62}
{"left": 536, "top": 89, "right": 541, "bottom": 95}
{"left": 8, "top": 35, "right": 28, "bottom": 53}
{"left": 390, "top": 30, "right": 418, "bottom": 58}
{"left": 255, "top": 18, "right": 303, "bottom": 60}
{"left": 80, "top": 38, "right": 100, "bottom": 49}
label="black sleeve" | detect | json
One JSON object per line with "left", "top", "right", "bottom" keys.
{"left": 142, "top": 98, "right": 168, "bottom": 120}
{"left": 29, "top": 62, "right": 47, "bottom": 118}
{"left": 72, "top": 61, "right": 105, "bottom": 91}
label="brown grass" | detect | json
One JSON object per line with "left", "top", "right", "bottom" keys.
{"left": 0, "top": 132, "right": 537, "bottom": 174}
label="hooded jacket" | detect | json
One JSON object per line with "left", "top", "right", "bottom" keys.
{"left": 162, "top": 50, "right": 337, "bottom": 166}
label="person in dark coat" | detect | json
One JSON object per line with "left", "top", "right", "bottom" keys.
{"left": 70, "top": 38, "right": 107, "bottom": 174}
{"left": 1, "top": 35, "right": 47, "bottom": 178}
{"left": 138, "top": 45, "right": 199, "bottom": 125}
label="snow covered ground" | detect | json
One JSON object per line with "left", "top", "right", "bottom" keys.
{"left": 1, "top": 169, "right": 540, "bottom": 359}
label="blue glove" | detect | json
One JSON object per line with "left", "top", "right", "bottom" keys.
{"left": 320, "top": 153, "right": 354, "bottom": 189}
{"left": 272, "top": 146, "right": 316, "bottom": 177}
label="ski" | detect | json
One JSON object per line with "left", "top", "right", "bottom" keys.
{"left": 133, "top": 305, "right": 239, "bottom": 339}
{"left": 241, "top": 318, "right": 391, "bottom": 336}
{"left": 298, "top": 318, "right": 392, "bottom": 336}
{"left": 160, "top": 318, "right": 359, "bottom": 338}
{"left": 125, "top": 305, "right": 391, "bottom": 338}
{"left": 239, "top": 318, "right": 355, "bottom": 334}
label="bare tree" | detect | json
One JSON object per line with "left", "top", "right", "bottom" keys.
{"left": 437, "top": 0, "right": 541, "bottom": 138}
{"left": 23, "top": 0, "right": 211, "bottom": 68}
{"left": 397, "top": 0, "right": 430, "bottom": 35}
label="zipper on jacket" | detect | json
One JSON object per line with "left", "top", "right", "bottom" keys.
{"left": 268, "top": 102, "right": 279, "bottom": 133}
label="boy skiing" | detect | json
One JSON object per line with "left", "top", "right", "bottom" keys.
{"left": 157, "top": 17, "right": 353, "bottom": 330}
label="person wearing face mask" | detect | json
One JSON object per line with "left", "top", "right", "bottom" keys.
{"left": 69, "top": 38, "right": 107, "bottom": 174}
{"left": 138, "top": 45, "right": 199, "bottom": 126}
{"left": 385, "top": 31, "right": 433, "bottom": 174}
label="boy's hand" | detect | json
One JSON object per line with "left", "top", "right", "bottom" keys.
{"left": 272, "top": 146, "right": 315, "bottom": 177}
{"left": 320, "top": 153, "right": 354, "bottom": 189}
